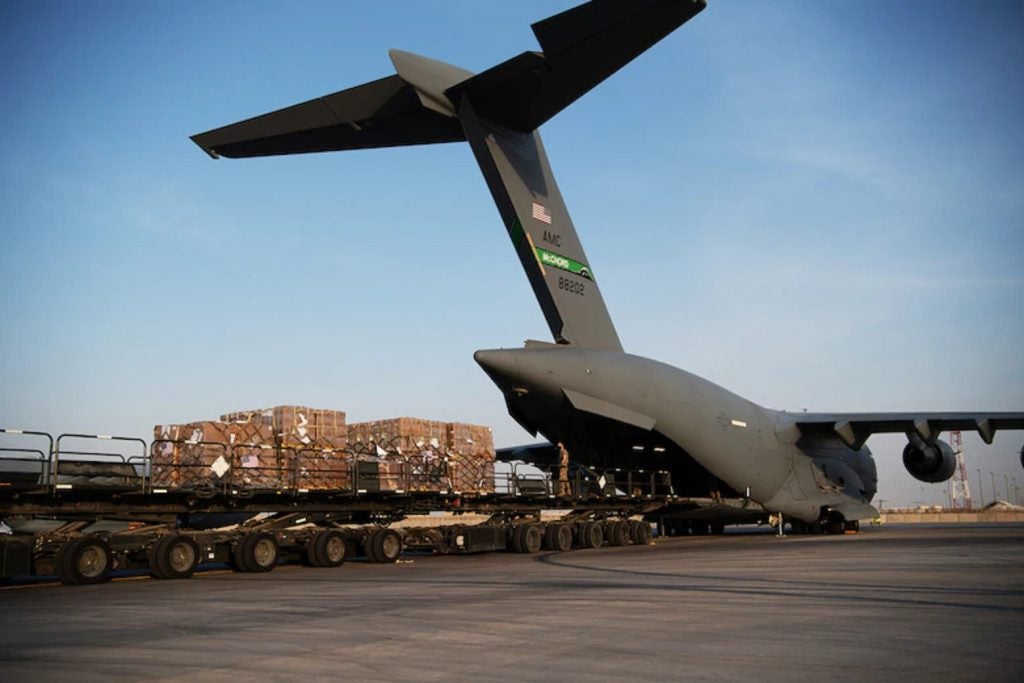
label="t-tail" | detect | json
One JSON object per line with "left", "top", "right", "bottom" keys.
{"left": 192, "top": 0, "right": 707, "bottom": 351}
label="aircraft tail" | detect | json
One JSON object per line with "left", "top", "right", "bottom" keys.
{"left": 192, "top": 0, "right": 707, "bottom": 350}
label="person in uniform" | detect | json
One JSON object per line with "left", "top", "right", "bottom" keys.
{"left": 557, "top": 442, "right": 571, "bottom": 497}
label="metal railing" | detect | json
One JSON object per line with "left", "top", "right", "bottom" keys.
{"left": 2, "top": 427, "right": 673, "bottom": 501}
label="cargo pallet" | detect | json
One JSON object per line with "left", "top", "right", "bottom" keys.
{"left": 0, "top": 429, "right": 673, "bottom": 585}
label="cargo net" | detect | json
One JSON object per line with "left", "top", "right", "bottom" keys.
{"left": 150, "top": 415, "right": 497, "bottom": 496}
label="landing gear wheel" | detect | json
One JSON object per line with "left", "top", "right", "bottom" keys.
{"left": 606, "top": 521, "right": 630, "bottom": 546}
{"left": 58, "top": 537, "right": 114, "bottom": 586}
{"left": 544, "top": 523, "right": 573, "bottom": 552}
{"left": 149, "top": 534, "right": 200, "bottom": 579}
{"left": 827, "top": 518, "right": 845, "bottom": 535}
{"left": 629, "top": 520, "right": 653, "bottom": 545}
{"left": 307, "top": 530, "right": 346, "bottom": 568}
{"left": 576, "top": 521, "right": 603, "bottom": 549}
{"left": 366, "top": 529, "right": 402, "bottom": 563}
{"left": 233, "top": 532, "right": 278, "bottom": 573}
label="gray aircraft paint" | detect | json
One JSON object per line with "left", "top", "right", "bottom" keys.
{"left": 192, "top": 0, "right": 1024, "bottom": 524}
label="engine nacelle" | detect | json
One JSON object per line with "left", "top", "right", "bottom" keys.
{"left": 902, "top": 438, "right": 956, "bottom": 483}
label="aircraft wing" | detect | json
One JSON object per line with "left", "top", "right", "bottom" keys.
{"left": 789, "top": 412, "right": 1024, "bottom": 450}
{"left": 191, "top": 74, "right": 466, "bottom": 159}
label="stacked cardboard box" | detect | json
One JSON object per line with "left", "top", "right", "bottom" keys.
{"left": 347, "top": 418, "right": 495, "bottom": 494}
{"left": 446, "top": 423, "right": 496, "bottom": 493}
{"left": 152, "top": 408, "right": 494, "bottom": 495}
{"left": 221, "top": 405, "right": 350, "bottom": 490}
{"left": 347, "top": 417, "right": 447, "bottom": 456}
{"left": 151, "top": 421, "right": 276, "bottom": 489}
{"left": 221, "top": 405, "right": 347, "bottom": 448}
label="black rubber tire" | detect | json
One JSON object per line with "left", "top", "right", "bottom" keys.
{"left": 235, "top": 532, "right": 278, "bottom": 573}
{"left": 549, "top": 523, "right": 573, "bottom": 552}
{"left": 231, "top": 539, "right": 254, "bottom": 572}
{"left": 521, "top": 524, "right": 543, "bottom": 554}
{"left": 148, "top": 537, "right": 170, "bottom": 579}
{"left": 630, "top": 520, "right": 653, "bottom": 545}
{"left": 306, "top": 532, "right": 324, "bottom": 567}
{"left": 577, "top": 521, "right": 603, "bottom": 549}
{"left": 542, "top": 524, "right": 558, "bottom": 550}
{"left": 307, "top": 530, "right": 347, "bottom": 567}
{"left": 149, "top": 535, "right": 200, "bottom": 579}
{"left": 58, "top": 537, "right": 114, "bottom": 586}
{"left": 510, "top": 524, "right": 526, "bottom": 554}
{"left": 827, "top": 518, "right": 845, "bottom": 535}
{"left": 606, "top": 521, "right": 629, "bottom": 546}
{"left": 367, "top": 529, "right": 403, "bottom": 563}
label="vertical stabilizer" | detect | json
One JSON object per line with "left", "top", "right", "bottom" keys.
{"left": 459, "top": 101, "right": 622, "bottom": 350}
{"left": 191, "top": 1, "right": 708, "bottom": 351}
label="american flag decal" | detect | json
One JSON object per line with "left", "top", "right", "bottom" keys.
{"left": 531, "top": 202, "right": 552, "bottom": 224}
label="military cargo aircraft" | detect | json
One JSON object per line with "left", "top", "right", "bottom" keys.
{"left": 192, "top": 0, "right": 1023, "bottom": 532}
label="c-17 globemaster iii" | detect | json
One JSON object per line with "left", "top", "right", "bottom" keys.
{"left": 192, "top": 0, "right": 1024, "bottom": 533}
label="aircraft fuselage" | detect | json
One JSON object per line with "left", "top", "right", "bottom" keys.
{"left": 475, "top": 346, "right": 877, "bottom": 523}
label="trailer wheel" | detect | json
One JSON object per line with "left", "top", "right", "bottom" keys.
{"left": 367, "top": 529, "right": 402, "bottom": 563}
{"left": 542, "top": 524, "right": 558, "bottom": 550}
{"left": 234, "top": 532, "right": 278, "bottom": 573}
{"left": 510, "top": 524, "right": 526, "bottom": 553}
{"left": 149, "top": 535, "right": 200, "bottom": 579}
{"left": 629, "top": 520, "right": 653, "bottom": 545}
{"left": 307, "top": 530, "right": 346, "bottom": 568}
{"left": 546, "top": 523, "right": 573, "bottom": 552}
{"left": 607, "top": 521, "right": 631, "bottom": 546}
{"left": 58, "top": 537, "right": 113, "bottom": 586}
{"left": 576, "top": 521, "right": 603, "bottom": 549}
{"left": 521, "top": 524, "right": 543, "bottom": 554}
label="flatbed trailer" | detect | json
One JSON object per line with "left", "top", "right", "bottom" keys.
{"left": 0, "top": 429, "right": 673, "bottom": 585}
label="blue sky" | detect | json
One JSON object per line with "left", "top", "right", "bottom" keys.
{"left": 1, "top": 0, "right": 1022, "bottom": 507}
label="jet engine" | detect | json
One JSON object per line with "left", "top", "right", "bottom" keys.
{"left": 902, "top": 437, "right": 956, "bottom": 483}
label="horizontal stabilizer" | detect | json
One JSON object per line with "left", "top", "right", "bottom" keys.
{"left": 191, "top": 75, "right": 465, "bottom": 159}
{"left": 446, "top": 0, "right": 706, "bottom": 131}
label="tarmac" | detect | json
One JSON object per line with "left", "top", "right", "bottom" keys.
{"left": 2, "top": 524, "right": 1022, "bottom": 682}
